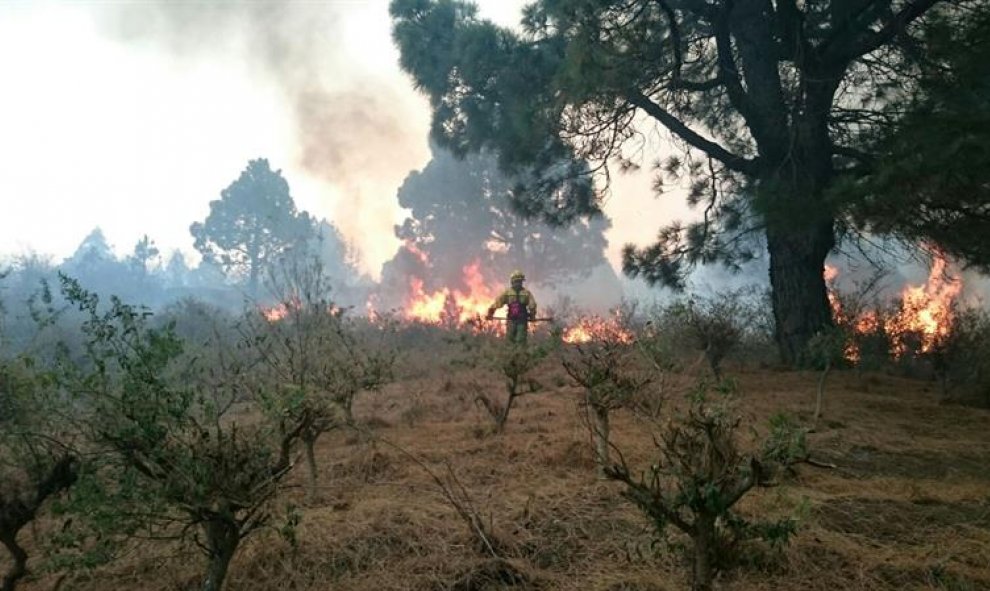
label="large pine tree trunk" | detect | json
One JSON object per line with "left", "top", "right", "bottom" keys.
{"left": 766, "top": 213, "right": 835, "bottom": 366}
{"left": 759, "top": 72, "right": 839, "bottom": 366}
{"left": 725, "top": 1, "right": 842, "bottom": 367}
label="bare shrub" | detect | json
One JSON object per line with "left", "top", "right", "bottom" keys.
{"left": 475, "top": 341, "right": 554, "bottom": 434}
{"left": 660, "top": 291, "right": 752, "bottom": 379}
{"left": 928, "top": 307, "right": 990, "bottom": 405}
{"left": 830, "top": 282, "right": 895, "bottom": 373}
{"left": 244, "top": 259, "right": 396, "bottom": 495}
{"left": 604, "top": 381, "right": 807, "bottom": 591}
{"left": 56, "top": 276, "right": 300, "bottom": 591}
{"left": 155, "top": 297, "right": 235, "bottom": 348}
{"left": 561, "top": 315, "right": 652, "bottom": 476}
{"left": 376, "top": 435, "right": 503, "bottom": 559}
{"left": 807, "top": 325, "right": 849, "bottom": 429}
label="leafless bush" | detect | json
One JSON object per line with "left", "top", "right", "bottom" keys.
{"left": 929, "top": 307, "right": 990, "bottom": 405}
{"left": 807, "top": 325, "right": 849, "bottom": 429}
{"left": 474, "top": 341, "right": 554, "bottom": 434}
{"left": 375, "top": 434, "right": 503, "bottom": 558}
{"left": 662, "top": 291, "right": 753, "bottom": 379}
{"left": 243, "top": 259, "right": 396, "bottom": 495}
{"left": 561, "top": 315, "right": 652, "bottom": 476}
{"left": 545, "top": 294, "right": 580, "bottom": 327}
{"left": 155, "top": 297, "right": 235, "bottom": 348}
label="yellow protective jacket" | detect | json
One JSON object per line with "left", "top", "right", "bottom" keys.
{"left": 489, "top": 288, "right": 537, "bottom": 321}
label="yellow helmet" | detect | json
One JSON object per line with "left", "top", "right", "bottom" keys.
{"left": 510, "top": 270, "right": 525, "bottom": 281}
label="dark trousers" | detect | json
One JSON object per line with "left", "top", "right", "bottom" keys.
{"left": 507, "top": 321, "right": 528, "bottom": 345}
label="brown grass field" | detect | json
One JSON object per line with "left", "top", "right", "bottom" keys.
{"left": 17, "top": 350, "right": 990, "bottom": 591}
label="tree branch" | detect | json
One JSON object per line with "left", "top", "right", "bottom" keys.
{"left": 713, "top": 0, "right": 755, "bottom": 120}
{"left": 626, "top": 91, "right": 759, "bottom": 175}
{"left": 659, "top": 0, "right": 726, "bottom": 92}
{"left": 671, "top": 0, "right": 717, "bottom": 20}
{"left": 831, "top": 145, "right": 876, "bottom": 167}
{"left": 774, "top": 0, "right": 809, "bottom": 64}
{"left": 824, "top": 0, "right": 945, "bottom": 65}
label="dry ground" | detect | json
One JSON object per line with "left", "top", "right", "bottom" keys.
{"left": 17, "top": 351, "right": 990, "bottom": 591}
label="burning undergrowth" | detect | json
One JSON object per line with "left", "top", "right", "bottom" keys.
{"left": 825, "top": 252, "right": 970, "bottom": 366}
{"left": 361, "top": 240, "right": 632, "bottom": 344}
{"left": 374, "top": 243, "right": 499, "bottom": 326}
{"left": 362, "top": 145, "right": 624, "bottom": 337}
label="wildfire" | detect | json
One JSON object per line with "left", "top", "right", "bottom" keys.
{"left": 888, "top": 255, "right": 962, "bottom": 356}
{"left": 562, "top": 314, "right": 635, "bottom": 345}
{"left": 405, "top": 241, "right": 431, "bottom": 266}
{"left": 824, "top": 263, "right": 843, "bottom": 319}
{"left": 259, "top": 295, "right": 301, "bottom": 322}
{"left": 401, "top": 259, "right": 499, "bottom": 325}
{"left": 382, "top": 246, "right": 637, "bottom": 343}
{"left": 259, "top": 296, "right": 342, "bottom": 323}
{"left": 825, "top": 253, "right": 962, "bottom": 361}
{"left": 823, "top": 264, "right": 839, "bottom": 283}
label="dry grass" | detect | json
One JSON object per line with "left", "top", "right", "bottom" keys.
{"left": 14, "top": 350, "right": 990, "bottom": 591}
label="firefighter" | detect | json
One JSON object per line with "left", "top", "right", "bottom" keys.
{"left": 487, "top": 270, "right": 538, "bottom": 345}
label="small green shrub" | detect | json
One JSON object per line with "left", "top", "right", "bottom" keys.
{"left": 605, "top": 381, "right": 806, "bottom": 591}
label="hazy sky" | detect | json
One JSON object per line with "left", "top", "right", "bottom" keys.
{"left": 0, "top": 0, "right": 682, "bottom": 279}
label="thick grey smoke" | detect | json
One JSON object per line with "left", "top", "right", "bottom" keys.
{"left": 376, "top": 147, "right": 625, "bottom": 315}
{"left": 92, "top": 1, "right": 428, "bottom": 273}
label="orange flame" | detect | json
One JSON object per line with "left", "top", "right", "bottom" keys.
{"left": 405, "top": 241, "right": 430, "bottom": 266}
{"left": 824, "top": 264, "right": 859, "bottom": 362}
{"left": 824, "top": 264, "right": 844, "bottom": 320}
{"left": 562, "top": 314, "right": 634, "bottom": 344}
{"left": 386, "top": 248, "right": 632, "bottom": 344}
{"left": 259, "top": 296, "right": 341, "bottom": 323}
{"left": 888, "top": 255, "right": 962, "bottom": 356}
{"left": 259, "top": 295, "right": 301, "bottom": 322}
{"left": 401, "top": 259, "right": 499, "bottom": 325}
{"left": 261, "top": 305, "right": 289, "bottom": 322}
{"left": 824, "top": 264, "right": 839, "bottom": 283}
{"left": 825, "top": 254, "right": 962, "bottom": 361}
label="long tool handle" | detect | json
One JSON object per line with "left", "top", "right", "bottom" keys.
{"left": 487, "top": 317, "right": 555, "bottom": 322}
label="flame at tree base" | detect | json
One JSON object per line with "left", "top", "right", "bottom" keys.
{"left": 826, "top": 253, "right": 963, "bottom": 362}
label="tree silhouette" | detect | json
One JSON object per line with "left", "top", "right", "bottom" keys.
{"left": 190, "top": 159, "right": 315, "bottom": 295}
{"left": 391, "top": 0, "right": 969, "bottom": 364}
{"left": 389, "top": 146, "right": 613, "bottom": 293}
{"left": 838, "top": 8, "right": 990, "bottom": 269}
{"left": 128, "top": 234, "right": 159, "bottom": 280}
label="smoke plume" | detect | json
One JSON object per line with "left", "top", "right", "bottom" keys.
{"left": 93, "top": 1, "right": 430, "bottom": 276}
